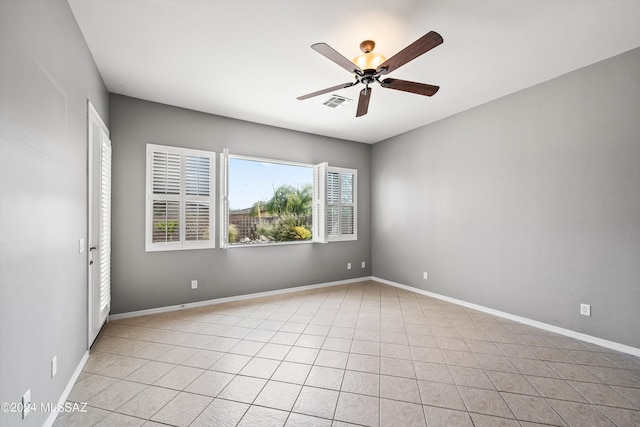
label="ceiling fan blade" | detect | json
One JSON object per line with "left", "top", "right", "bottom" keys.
{"left": 356, "top": 87, "right": 372, "bottom": 117}
{"left": 376, "top": 31, "right": 443, "bottom": 75}
{"left": 297, "top": 82, "right": 357, "bottom": 100}
{"left": 381, "top": 78, "right": 439, "bottom": 96}
{"left": 311, "top": 43, "right": 363, "bottom": 75}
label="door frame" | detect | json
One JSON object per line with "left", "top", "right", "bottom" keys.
{"left": 87, "top": 100, "right": 110, "bottom": 346}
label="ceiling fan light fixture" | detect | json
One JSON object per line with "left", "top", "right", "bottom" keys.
{"left": 352, "top": 51, "right": 387, "bottom": 71}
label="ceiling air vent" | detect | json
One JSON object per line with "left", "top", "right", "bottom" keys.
{"left": 323, "top": 95, "right": 352, "bottom": 109}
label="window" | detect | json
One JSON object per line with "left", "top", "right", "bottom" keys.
{"left": 220, "top": 150, "right": 357, "bottom": 248}
{"left": 146, "top": 144, "right": 215, "bottom": 251}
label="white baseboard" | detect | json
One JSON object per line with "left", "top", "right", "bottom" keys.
{"left": 373, "top": 276, "right": 640, "bottom": 358}
{"left": 43, "top": 350, "right": 90, "bottom": 427}
{"left": 110, "top": 276, "right": 373, "bottom": 321}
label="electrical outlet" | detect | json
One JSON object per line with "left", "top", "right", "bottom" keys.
{"left": 51, "top": 356, "right": 57, "bottom": 378}
{"left": 22, "top": 389, "right": 31, "bottom": 419}
{"left": 361, "top": 261, "right": 366, "bottom": 269}
{"left": 347, "top": 263, "right": 352, "bottom": 270}
{"left": 580, "top": 303, "right": 591, "bottom": 317}
{"left": 191, "top": 280, "right": 198, "bottom": 289}
{"left": 423, "top": 272, "right": 428, "bottom": 280}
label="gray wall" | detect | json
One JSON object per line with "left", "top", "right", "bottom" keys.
{"left": 372, "top": 47, "right": 640, "bottom": 349}
{"left": 0, "top": 0, "right": 109, "bottom": 426}
{"left": 109, "top": 95, "right": 372, "bottom": 314}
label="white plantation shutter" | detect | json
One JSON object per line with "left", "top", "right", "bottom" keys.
{"left": 99, "top": 134, "right": 112, "bottom": 313}
{"left": 313, "top": 162, "right": 328, "bottom": 243}
{"left": 327, "top": 167, "right": 357, "bottom": 241}
{"left": 146, "top": 144, "right": 215, "bottom": 251}
{"left": 219, "top": 149, "right": 229, "bottom": 249}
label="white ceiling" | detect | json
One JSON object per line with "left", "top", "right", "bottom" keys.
{"left": 68, "top": 0, "right": 640, "bottom": 144}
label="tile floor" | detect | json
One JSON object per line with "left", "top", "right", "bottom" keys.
{"left": 54, "top": 280, "right": 640, "bottom": 426}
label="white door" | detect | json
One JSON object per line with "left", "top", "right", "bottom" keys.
{"left": 88, "top": 101, "right": 111, "bottom": 346}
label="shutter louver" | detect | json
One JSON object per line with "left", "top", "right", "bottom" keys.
{"left": 99, "top": 135, "right": 111, "bottom": 312}
{"left": 185, "top": 202, "right": 210, "bottom": 241}
{"left": 185, "top": 155, "right": 210, "bottom": 196}
{"left": 152, "top": 151, "right": 181, "bottom": 195}
{"left": 152, "top": 200, "right": 180, "bottom": 242}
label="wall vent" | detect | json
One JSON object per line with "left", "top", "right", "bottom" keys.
{"left": 323, "top": 95, "right": 352, "bottom": 109}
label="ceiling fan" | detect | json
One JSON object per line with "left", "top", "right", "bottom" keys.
{"left": 297, "top": 31, "right": 444, "bottom": 117}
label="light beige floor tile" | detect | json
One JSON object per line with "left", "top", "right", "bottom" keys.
{"left": 237, "top": 405, "right": 289, "bottom": 427}
{"left": 190, "top": 398, "right": 249, "bottom": 427}
{"left": 67, "top": 374, "right": 118, "bottom": 402}
{"left": 271, "top": 331, "right": 301, "bottom": 345}
{"left": 295, "top": 334, "right": 326, "bottom": 349}
{"left": 239, "top": 357, "right": 280, "bottom": 379}
{"left": 457, "top": 386, "right": 514, "bottom": 418}
{"left": 470, "top": 413, "right": 521, "bottom": 427}
{"left": 315, "top": 349, "right": 349, "bottom": 369}
{"left": 568, "top": 380, "right": 638, "bottom": 409}
{"left": 293, "top": 386, "right": 339, "bottom": 419}
{"left": 127, "top": 361, "right": 175, "bottom": 384}
{"left": 285, "top": 346, "right": 319, "bottom": 364}
{"left": 333, "top": 392, "right": 379, "bottom": 427}
{"left": 150, "top": 392, "right": 212, "bottom": 427}
{"left": 323, "top": 337, "right": 352, "bottom": 352}
{"left": 596, "top": 405, "right": 640, "bottom": 426}
{"left": 350, "top": 340, "right": 380, "bottom": 356}
{"left": 413, "top": 361, "right": 453, "bottom": 384}
{"left": 272, "top": 361, "right": 312, "bottom": 384}
{"left": 411, "top": 346, "right": 445, "bottom": 364}
{"left": 210, "top": 353, "right": 252, "bottom": 374}
{"left": 485, "top": 371, "right": 539, "bottom": 395}
{"left": 284, "top": 412, "right": 332, "bottom": 427}
{"left": 154, "top": 346, "right": 197, "bottom": 364}
{"left": 152, "top": 365, "right": 203, "bottom": 390}
{"left": 117, "top": 385, "right": 178, "bottom": 419}
{"left": 526, "top": 375, "right": 588, "bottom": 402}
{"left": 184, "top": 370, "right": 234, "bottom": 397}
{"left": 346, "top": 353, "right": 379, "bottom": 374}
{"left": 131, "top": 343, "right": 174, "bottom": 360}
{"left": 305, "top": 366, "right": 345, "bottom": 390}
{"left": 449, "top": 365, "right": 496, "bottom": 390}
{"left": 475, "top": 353, "right": 519, "bottom": 373}
{"left": 97, "top": 356, "right": 149, "bottom": 379}
{"left": 94, "top": 411, "right": 145, "bottom": 427}
{"left": 254, "top": 380, "right": 302, "bottom": 411}
{"left": 87, "top": 380, "right": 147, "bottom": 411}
{"left": 60, "top": 282, "right": 640, "bottom": 427}
{"left": 53, "top": 405, "right": 110, "bottom": 426}
{"left": 422, "top": 405, "right": 474, "bottom": 427}
{"left": 417, "top": 380, "right": 466, "bottom": 410}
{"left": 218, "top": 375, "right": 267, "bottom": 403}
{"left": 181, "top": 349, "right": 224, "bottom": 369}
{"left": 380, "top": 398, "right": 426, "bottom": 427}
{"left": 380, "top": 356, "right": 415, "bottom": 379}
{"left": 256, "top": 343, "right": 291, "bottom": 360}
{"left": 501, "top": 392, "right": 567, "bottom": 425}
{"left": 380, "top": 375, "right": 421, "bottom": 403}
{"left": 244, "top": 329, "right": 276, "bottom": 342}
{"left": 546, "top": 399, "right": 616, "bottom": 427}
{"left": 341, "top": 370, "right": 379, "bottom": 396}
{"left": 380, "top": 343, "right": 412, "bottom": 360}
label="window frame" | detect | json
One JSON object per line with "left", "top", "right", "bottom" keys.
{"left": 220, "top": 151, "right": 315, "bottom": 248}
{"left": 145, "top": 143, "right": 216, "bottom": 252}
{"left": 220, "top": 150, "right": 357, "bottom": 248}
